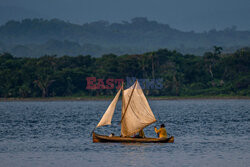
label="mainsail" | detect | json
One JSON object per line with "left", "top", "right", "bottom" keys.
{"left": 121, "top": 81, "right": 156, "bottom": 137}
{"left": 96, "top": 88, "right": 121, "bottom": 128}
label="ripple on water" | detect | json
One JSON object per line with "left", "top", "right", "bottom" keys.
{"left": 0, "top": 100, "right": 249, "bottom": 167}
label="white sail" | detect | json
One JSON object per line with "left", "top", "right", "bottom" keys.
{"left": 96, "top": 88, "right": 121, "bottom": 128}
{"left": 121, "top": 81, "right": 156, "bottom": 137}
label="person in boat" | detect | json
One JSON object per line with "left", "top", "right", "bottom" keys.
{"left": 109, "top": 133, "right": 115, "bottom": 137}
{"left": 134, "top": 129, "right": 145, "bottom": 138}
{"left": 154, "top": 124, "right": 167, "bottom": 138}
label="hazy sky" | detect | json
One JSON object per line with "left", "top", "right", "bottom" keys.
{"left": 1, "top": 0, "right": 250, "bottom": 32}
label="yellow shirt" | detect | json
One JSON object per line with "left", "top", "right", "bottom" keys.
{"left": 154, "top": 127, "right": 167, "bottom": 138}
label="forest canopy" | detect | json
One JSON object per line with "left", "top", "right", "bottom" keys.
{"left": 0, "top": 47, "right": 249, "bottom": 98}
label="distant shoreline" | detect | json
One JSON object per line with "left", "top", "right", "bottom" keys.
{"left": 0, "top": 96, "right": 249, "bottom": 102}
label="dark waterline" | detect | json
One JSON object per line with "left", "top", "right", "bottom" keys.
{"left": 0, "top": 100, "right": 249, "bottom": 167}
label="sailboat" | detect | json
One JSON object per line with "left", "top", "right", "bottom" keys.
{"left": 92, "top": 80, "right": 174, "bottom": 143}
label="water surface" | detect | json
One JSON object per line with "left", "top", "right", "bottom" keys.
{"left": 0, "top": 100, "right": 249, "bottom": 167}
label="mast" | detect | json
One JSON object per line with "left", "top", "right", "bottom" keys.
{"left": 120, "top": 80, "right": 137, "bottom": 124}
{"left": 122, "top": 82, "right": 125, "bottom": 114}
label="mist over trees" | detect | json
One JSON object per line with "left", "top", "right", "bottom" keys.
{"left": 0, "top": 17, "right": 250, "bottom": 57}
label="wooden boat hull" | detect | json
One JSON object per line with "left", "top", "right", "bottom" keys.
{"left": 93, "top": 132, "right": 174, "bottom": 143}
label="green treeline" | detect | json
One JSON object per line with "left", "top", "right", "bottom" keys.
{"left": 0, "top": 47, "right": 250, "bottom": 98}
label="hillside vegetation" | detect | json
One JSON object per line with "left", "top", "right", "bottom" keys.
{"left": 0, "top": 18, "right": 250, "bottom": 57}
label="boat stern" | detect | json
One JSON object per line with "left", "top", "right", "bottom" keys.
{"left": 168, "top": 136, "right": 174, "bottom": 143}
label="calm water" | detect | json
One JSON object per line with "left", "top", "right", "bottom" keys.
{"left": 0, "top": 100, "right": 249, "bottom": 167}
